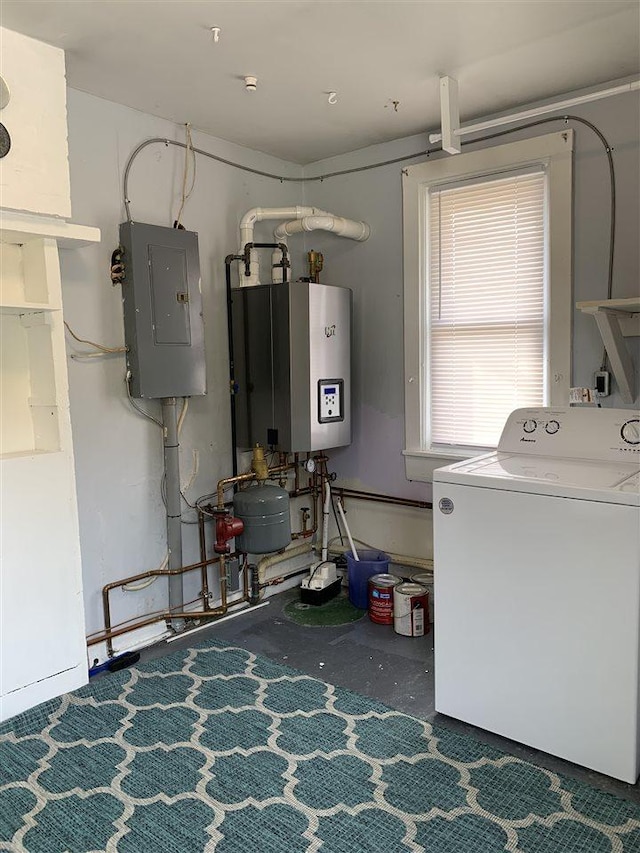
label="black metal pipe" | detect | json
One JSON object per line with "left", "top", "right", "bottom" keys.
{"left": 249, "top": 564, "right": 260, "bottom": 605}
{"left": 242, "top": 242, "right": 290, "bottom": 278}
{"left": 224, "top": 254, "right": 243, "bottom": 477}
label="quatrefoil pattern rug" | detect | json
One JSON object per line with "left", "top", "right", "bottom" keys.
{"left": 1, "top": 640, "right": 639, "bottom": 852}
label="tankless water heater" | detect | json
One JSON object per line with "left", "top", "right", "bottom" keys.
{"left": 231, "top": 281, "right": 351, "bottom": 452}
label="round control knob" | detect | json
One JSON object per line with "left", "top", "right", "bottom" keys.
{"left": 545, "top": 420, "right": 560, "bottom": 435}
{"left": 523, "top": 419, "right": 537, "bottom": 434}
{"left": 621, "top": 419, "right": 640, "bottom": 445}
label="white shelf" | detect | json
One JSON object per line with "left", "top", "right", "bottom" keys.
{"left": 0, "top": 211, "right": 101, "bottom": 248}
{"left": 0, "top": 448, "right": 60, "bottom": 462}
{"left": 577, "top": 298, "right": 640, "bottom": 404}
{"left": 0, "top": 302, "right": 59, "bottom": 314}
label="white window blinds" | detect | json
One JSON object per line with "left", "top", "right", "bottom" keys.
{"left": 428, "top": 169, "right": 547, "bottom": 449}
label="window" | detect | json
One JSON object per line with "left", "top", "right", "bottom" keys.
{"left": 403, "top": 132, "right": 573, "bottom": 481}
{"left": 429, "top": 169, "right": 546, "bottom": 449}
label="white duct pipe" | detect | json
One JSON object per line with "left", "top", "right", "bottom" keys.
{"left": 271, "top": 215, "right": 370, "bottom": 283}
{"left": 257, "top": 541, "right": 313, "bottom": 584}
{"left": 274, "top": 216, "right": 370, "bottom": 242}
{"left": 239, "top": 206, "right": 370, "bottom": 286}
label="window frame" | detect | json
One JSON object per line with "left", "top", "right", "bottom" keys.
{"left": 402, "top": 131, "right": 574, "bottom": 482}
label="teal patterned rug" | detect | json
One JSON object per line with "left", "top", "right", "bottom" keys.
{"left": 1, "top": 639, "right": 639, "bottom": 852}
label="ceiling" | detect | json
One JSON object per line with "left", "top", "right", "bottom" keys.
{"left": 2, "top": 0, "right": 639, "bottom": 164}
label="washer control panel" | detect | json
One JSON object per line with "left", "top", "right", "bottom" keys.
{"left": 498, "top": 407, "right": 640, "bottom": 462}
{"left": 621, "top": 418, "right": 640, "bottom": 446}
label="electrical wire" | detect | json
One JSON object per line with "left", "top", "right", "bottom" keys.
{"left": 64, "top": 321, "right": 127, "bottom": 353}
{"left": 180, "top": 448, "right": 199, "bottom": 506}
{"left": 174, "top": 124, "right": 196, "bottom": 228}
{"left": 124, "top": 372, "right": 163, "bottom": 428}
{"left": 70, "top": 351, "right": 124, "bottom": 361}
{"left": 123, "top": 136, "right": 427, "bottom": 220}
{"left": 307, "top": 560, "right": 333, "bottom": 585}
{"left": 122, "top": 114, "right": 616, "bottom": 405}
{"left": 160, "top": 449, "right": 199, "bottom": 510}
{"left": 122, "top": 116, "right": 616, "bottom": 311}
{"left": 130, "top": 443, "right": 198, "bottom": 591}
{"left": 123, "top": 554, "right": 168, "bottom": 592}
{"left": 177, "top": 397, "right": 189, "bottom": 435}
{"left": 331, "top": 494, "right": 344, "bottom": 545}
{"left": 463, "top": 115, "right": 616, "bottom": 371}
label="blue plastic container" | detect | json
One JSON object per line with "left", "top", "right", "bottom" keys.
{"left": 347, "top": 550, "right": 390, "bottom": 609}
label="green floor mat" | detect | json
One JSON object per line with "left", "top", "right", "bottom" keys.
{"left": 3, "top": 636, "right": 639, "bottom": 853}
{"left": 283, "top": 591, "right": 366, "bottom": 626}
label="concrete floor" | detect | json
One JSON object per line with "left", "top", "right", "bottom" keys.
{"left": 142, "top": 586, "right": 640, "bottom": 807}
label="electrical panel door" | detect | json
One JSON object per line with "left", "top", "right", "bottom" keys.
{"left": 119, "top": 222, "right": 206, "bottom": 398}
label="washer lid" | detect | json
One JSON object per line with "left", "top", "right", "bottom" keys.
{"left": 434, "top": 452, "right": 640, "bottom": 505}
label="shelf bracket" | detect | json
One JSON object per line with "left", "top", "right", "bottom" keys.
{"left": 590, "top": 308, "right": 635, "bottom": 403}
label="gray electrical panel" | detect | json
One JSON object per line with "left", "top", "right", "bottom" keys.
{"left": 232, "top": 281, "right": 351, "bottom": 452}
{"left": 119, "top": 222, "right": 206, "bottom": 398}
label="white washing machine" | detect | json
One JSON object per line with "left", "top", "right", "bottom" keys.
{"left": 433, "top": 406, "right": 640, "bottom": 783}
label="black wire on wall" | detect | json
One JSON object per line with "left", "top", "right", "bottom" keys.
{"left": 122, "top": 115, "right": 617, "bottom": 372}
{"left": 122, "top": 115, "right": 615, "bottom": 302}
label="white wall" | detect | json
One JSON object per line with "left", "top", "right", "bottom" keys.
{"left": 60, "top": 90, "right": 305, "bottom": 659}
{"left": 61, "top": 82, "right": 639, "bottom": 660}
{"left": 0, "top": 28, "right": 71, "bottom": 217}
{"left": 301, "top": 83, "right": 640, "bottom": 556}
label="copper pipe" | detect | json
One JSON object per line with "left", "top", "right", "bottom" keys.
{"left": 102, "top": 555, "right": 221, "bottom": 657}
{"left": 88, "top": 592, "right": 206, "bottom": 640}
{"left": 260, "top": 567, "right": 311, "bottom": 589}
{"left": 289, "top": 485, "right": 312, "bottom": 499}
{"left": 278, "top": 452, "right": 288, "bottom": 487}
{"left": 215, "top": 461, "right": 294, "bottom": 509}
{"left": 291, "top": 508, "right": 317, "bottom": 538}
{"left": 291, "top": 528, "right": 315, "bottom": 540}
{"left": 216, "top": 470, "right": 256, "bottom": 509}
{"left": 333, "top": 486, "right": 432, "bottom": 510}
{"left": 198, "top": 510, "right": 211, "bottom": 609}
{"left": 98, "top": 458, "right": 303, "bottom": 656}
{"left": 88, "top": 595, "right": 251, "bottom": 648}
{"left": 102, "top": 556, "right": 218, "bottom": 595}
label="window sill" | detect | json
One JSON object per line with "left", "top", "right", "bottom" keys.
{"left": 402, "top": 447, "right": 492, "bottom": 483}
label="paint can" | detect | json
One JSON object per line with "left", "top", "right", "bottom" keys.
{"left": 393, "top": 582, "right": 430, "bottom": 637}
{"left": 368, "top": 573, "right": 401, "bottom": 624}
{"left": 412, "top": 572, "right": 434, "bottom": 623}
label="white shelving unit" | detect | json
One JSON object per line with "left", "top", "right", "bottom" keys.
{"left": 0, "top": 214, "right": 100, "bottom": 720}
{"left": 577, "top": 298, "right": 640, "bottom": 404}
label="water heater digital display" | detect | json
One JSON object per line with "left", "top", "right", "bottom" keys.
{"left": 318, "top": 379, "right": 344, "bottom": 423}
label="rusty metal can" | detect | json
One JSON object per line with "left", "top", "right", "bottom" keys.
{"left": 368, "top": 573, "right": 401, "bottom": 624}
